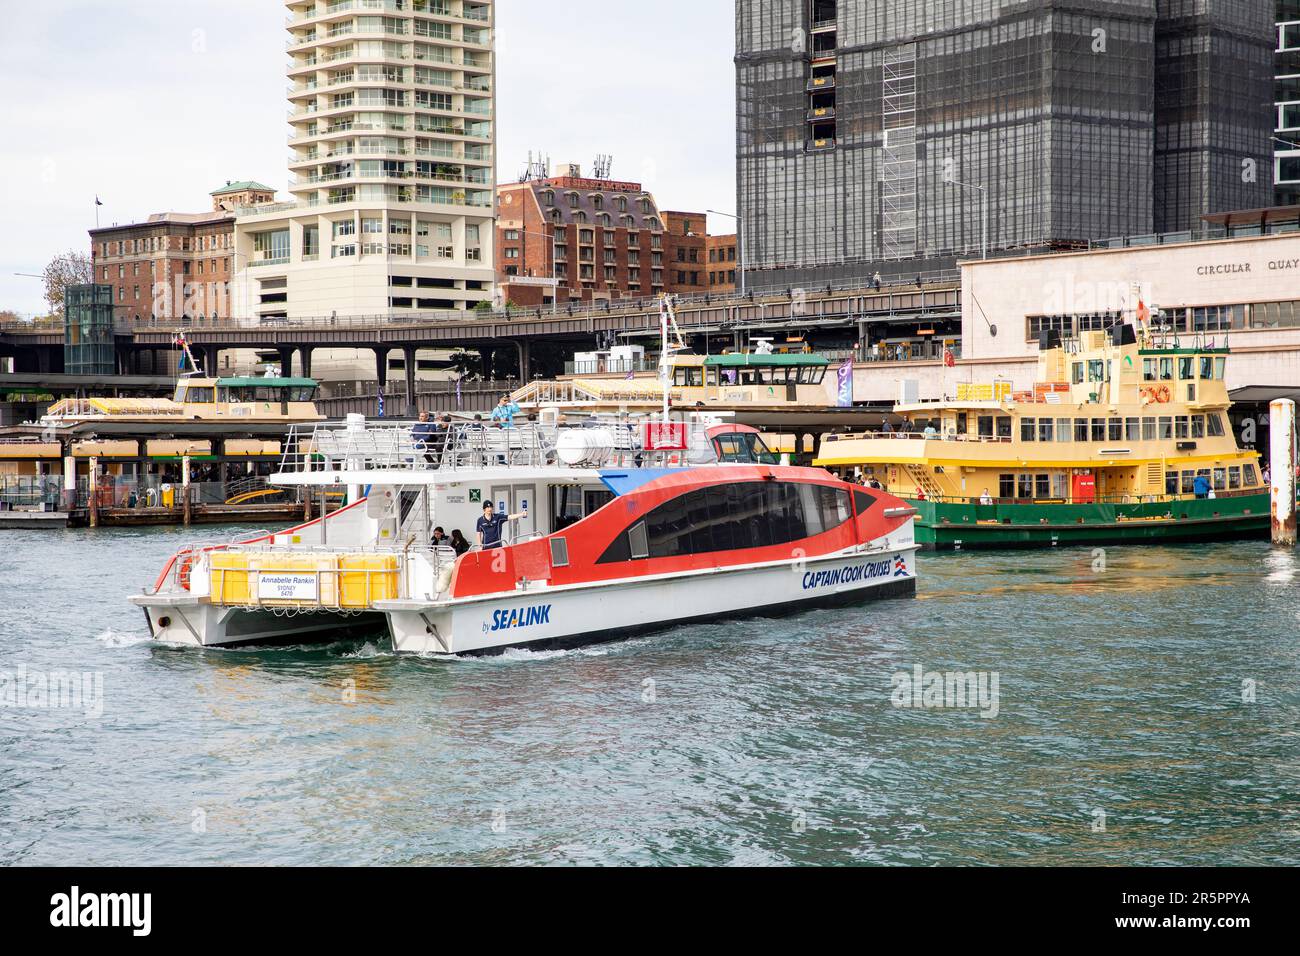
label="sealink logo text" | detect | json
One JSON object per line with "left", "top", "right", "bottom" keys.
{"left": 802, "top": 558, "right": 900, "bottom": 591}
{"left": 490, "top": 604, "right": 552, "bottom": 631}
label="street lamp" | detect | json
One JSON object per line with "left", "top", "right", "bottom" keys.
{"left": 706, "top": 210, "right": 745, "bottom": 296}
{"left": 944, "top": 175, "right": 987, "bottom": 260}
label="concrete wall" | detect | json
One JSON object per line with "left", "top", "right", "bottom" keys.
{"left": 960, "top": 232, "right": 1300, "bottom": 389}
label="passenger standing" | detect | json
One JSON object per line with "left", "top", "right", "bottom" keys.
{"left": 491, "top": 396, "right": 521, "bottom": 429}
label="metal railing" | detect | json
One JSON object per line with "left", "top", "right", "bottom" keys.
{"left": 278, "top": 417, "right": 722, "bottom": 475}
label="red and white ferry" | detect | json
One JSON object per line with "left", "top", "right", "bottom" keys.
{"left": 132, "top": 415, "right": 918, "bottom": 655}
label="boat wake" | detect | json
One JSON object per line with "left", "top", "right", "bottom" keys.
{"left": 96, "top": 628, "right": 152, "bottom": 649}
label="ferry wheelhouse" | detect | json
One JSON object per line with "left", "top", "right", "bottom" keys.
{"left": 815, "top": 326, "right": 1273, "bottom": 549}
{"left": 132, "top": 415, "right": 918, "bottom": 655}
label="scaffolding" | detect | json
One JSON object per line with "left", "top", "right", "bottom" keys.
{"left": 879, "top": 44, "right": 918, "bottom": 261}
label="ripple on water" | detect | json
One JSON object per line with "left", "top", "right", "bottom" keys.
{"left": 1, "top": 530, "right": 1299, "bottom": 865}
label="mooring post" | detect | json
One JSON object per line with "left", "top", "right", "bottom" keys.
{"left": 182, "top": 454, "right": 192, "bottom": 528}
{"left": 88, "top": 456, "right": 99, "bottom": 529}
{"left": 1271, "top": 398, "right": 1297, "bottom": 547}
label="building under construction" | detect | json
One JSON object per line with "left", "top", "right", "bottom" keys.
{"left": 735, "top": 0, "right": 1275, "bottom": 290}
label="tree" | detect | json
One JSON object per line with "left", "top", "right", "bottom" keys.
{"left": 41, "top": 250, "right": 93, "bottom": 316}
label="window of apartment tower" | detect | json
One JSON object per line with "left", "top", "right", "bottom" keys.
{"left": 567, "top": 193, "right": 579, "bottom": 208}
{"left": 592, "top": 195, "right": 603, "bottom": 209}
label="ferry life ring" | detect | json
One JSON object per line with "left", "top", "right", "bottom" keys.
{"left": 1155, "top": 384, "right": 1171, "bottom": 403}
{"left": 177, "top": 554, "right": 195, "bottom": 591}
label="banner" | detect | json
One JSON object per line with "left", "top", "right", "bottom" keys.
{"left": 836, "top": 359, "right": 854, "bottom": 408}
{"left": 643, "top": 421, "right": 688, "bottom": 451}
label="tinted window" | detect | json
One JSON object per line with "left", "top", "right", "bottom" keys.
{"left": 597, "top": 481, "right": 854, "bottom": 564}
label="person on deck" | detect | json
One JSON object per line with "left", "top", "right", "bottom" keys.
{"left": 979, "top": 489, "right": 994, "bottom": 506}
{"left": 412, "top": 411, "right": 439, "bottom": 465}
{"left": 449, "top": 529, "right": 470, "bottom": 556}
{"left": 491, "top": 396, "right": 521, "bottom": 429}
{"left": 1193, "top": 473, "right": 1211, "bottom": 499}
{"left": 476, "top": 500, "right": 527, "bottom": 550}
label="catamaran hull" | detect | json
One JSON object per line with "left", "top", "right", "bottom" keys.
{"left": 133, "top": 548, "right": 918, "bottom": 653}
{"left": 135, "top": 599, "right": 388, "bottom": 649}
{"left": 384, "top": 548, "right": 918, "bottom": 656}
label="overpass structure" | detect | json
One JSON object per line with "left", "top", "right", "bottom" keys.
{"left": 1, "top": 275, "right": 961, "bottom": 415}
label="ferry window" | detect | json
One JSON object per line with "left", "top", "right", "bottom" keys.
{"left": 977, "top": 416, "right": 994, "bottom": 438}
{"left": 1142, "top": 417, "right": 1156, "bottom": 441}
{"left": 1181, "top": 471, "right": 1195, "bottom": 494}
{"left": 1244, "top": 464, "right": 1258, "bottom": 486}
{"left": 1191, "top": 416, "right": 1205, "bottom": 438}
{"left": 1072, "top": 362, "right": 1084, "bottom": 384}
{"left": 1199, "top": 356, "right": 1214, "bottom": 379}
{"left": 185, "top": 387, "right": 215, "bottom": 403}
{"left": 1034, "top": 474, "right": 1051, "bottom": 499}
{"left": 1158, "top": 417, "right": 1173, "bottom": 440}
{"left": 1213, "top": 468, "right": 1227, "bottom": 491}
{"left": 1178, "top": 357, "right": 1194, "bottom": 379}
{"left": 1125, "top": 418, "right": 1140, "bottom": 441}
{"left": 996, "top": 416, "right": 1012, "bottom": 439}
{"left": 1056, "top": 418, "right": 1072, "bottom": 442}
{"left": 956, "top": 413, "right": 968, "bottom": 435}
{"left": 1052, "top": 474, "right": 1069, "bottom": 499}
{"left": 1143, "top": 359, "right": 1157, "bottom": 382}
{"left": 1159, "top": 358, "right": 1174, "bottom": 380}
{"left": 1108, "top": 418, "right": 1122, "bottom": 442}
{"left": 705, "top": 367, "right": 720, "bottom": 386}
{"left": 600, "top": 481, "right": 851, "bottom": 564}
{"left": 1091, "top": 419, "right": 1106, "bottom": 442}
{"left": 1074, "top": 418, "right": 1089, "bottom": 442}
{"left": 1037, "top": 419, "right": 1054, "bottom": 442}
{"left": 1175, "top": 416, "right": 1189, "bottom": 439}
{"left": 1021, "top": 418, "right": 1036, "bottom": 442}
{"left": 674, "top": 367, "right": 704, "bottom": 387}
{"left": 999, "top": 474, "right": 1015, "bottom": 499}
{"left": 1229, "top": 466, "right": 1242, "bottom": 490}
{"left": 1206, "top": 414, "right": 1225, "bottom": 438}
{"left": 1214, "top": 357, "right": 1226, "bottom": 380}
{"left": 811, "top": 367, "right": 826, "bottom": 385}
{"left": 1087, "top": 360, "right": 1105, "bottom": 382}
{"left": 1017, "top": 475, "right": 1034, "bottom": 499}
{"left": 1166, "top": 472, "right": 1179, "bottom": 495}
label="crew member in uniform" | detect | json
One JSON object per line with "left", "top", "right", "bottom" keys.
{"left": 476, "top": 500, "right": 527, "bottom": 550}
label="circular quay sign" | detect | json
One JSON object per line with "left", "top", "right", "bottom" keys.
{"left": 1195, "top": 255, "right": 1300, "bottom": 277}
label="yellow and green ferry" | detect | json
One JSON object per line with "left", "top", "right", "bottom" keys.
{"left": 815, "top": 326, "right": 1276, "bottom": 549}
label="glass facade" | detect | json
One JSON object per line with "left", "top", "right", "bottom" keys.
{"left": 63, "top": 284, "right": 116, "bottom": 375}
{"left": 736, "top": 1, "right": 1275, "bottom": 291}
{"left": 1278, "top": 0, "right": 1300, "bottom": 205}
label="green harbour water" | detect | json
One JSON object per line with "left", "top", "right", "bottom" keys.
{"left": 1, "top": 525, "right": 1298, "bottom": 865}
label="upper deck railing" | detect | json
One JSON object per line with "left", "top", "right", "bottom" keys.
{"left": 276, "top": 416, "right": 722, "bottom": 476}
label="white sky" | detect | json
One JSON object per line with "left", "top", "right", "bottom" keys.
{"left": 0, "top": 0, "right": 737, "bottom": 317}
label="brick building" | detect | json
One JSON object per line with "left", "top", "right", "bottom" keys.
{"left": 495, "top": 167, "right": 736, "bottom": 307}
{"left": 496, "top": 168, "right": 666, "bottom": 307}
{"left": 89, "top": 182, "right": 276, "bottom": 324}
{"left": 706, "top": 233, "right": 739, "bottom": 294}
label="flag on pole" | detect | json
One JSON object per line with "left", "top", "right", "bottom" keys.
{"left": 95, "top": 196, "right": 103, "bottom": 207}
{"left": 455, "top": 375, "right": 463, "bottom": 410}
{"left": 1136, "top": 299, "right": 1151, "bottom": 327}
{"left": 377, "top": 387, "right": 385, "bottom": 419}
{"left": 943, "top": 347, "right": 956, "bottom": 368}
